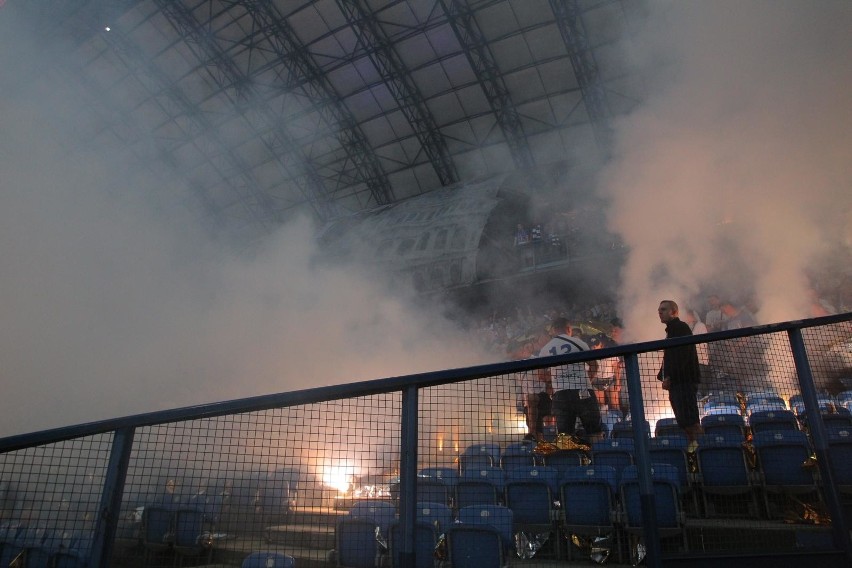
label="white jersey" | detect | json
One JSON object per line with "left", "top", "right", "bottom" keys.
{"left": 538, "top": 334, "right": 593, "bottom": 392}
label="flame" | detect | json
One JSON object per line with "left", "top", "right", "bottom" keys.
{"left": 320, "top": 463, "right": 355, "bottom": 493}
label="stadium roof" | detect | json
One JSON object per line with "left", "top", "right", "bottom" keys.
{"left": 9, "top": 0, "right": 643, "bottom": 241}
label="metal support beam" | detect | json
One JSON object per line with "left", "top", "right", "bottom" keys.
{"left": 90, "top": 427, "right": 135, "bottom": 568}
{"left": 152, "top": 0, "right": 336, "bottom": 222}
{"left": 236, "top": 0, "right": 395, "bottom": 207}
{"left": 549, "top": 0, "right": 613, "bottom": 153}
{"left": 398, "top": 385, "right": 419, "bottom": 568}
{"left": 624, "top": 353, "right": 662, "bottom": 568}
{"left": 788, "top": 329, "right": 852, "bottom": 561}
{"left": 440, "top": 0, "right": 536, "bottom": 172}
{"left": 336, "top": 0, "right": 459, "bottom": 187}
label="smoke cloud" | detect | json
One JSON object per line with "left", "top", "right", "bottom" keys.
{"left": 601, "top": 0, "right": 852, "bottom": 340}
{"left": 0, "top": 7, "right": 490, "bottom": 437}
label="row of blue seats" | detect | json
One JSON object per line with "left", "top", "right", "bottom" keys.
{"left": 663, "top": 409, "right": 852, "bottom": 441}
{"left": 431, "top": 429, "right": 852, "bottom": 519}
{"left": 0, "top": 522, "right": 90, "bottom": 568}
{"left": 702, "top": 390, "right": 852, "bottom": 417}
{"left": 342, "top": 464, "right": 687, "bottom": 568}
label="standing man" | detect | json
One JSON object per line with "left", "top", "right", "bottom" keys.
{"left": 537, "top": 317, "right": 603, "bottom": 442}
{"left": 657, "top": 300, "right": 703, "bottom": 452}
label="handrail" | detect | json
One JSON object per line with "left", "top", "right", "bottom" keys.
{"left": 2, "top": 311, "right": 850, "bottom": 453}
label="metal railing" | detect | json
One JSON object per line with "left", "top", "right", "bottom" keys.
{"left": 2, "top": 313, "right": 852, "bottom": 567}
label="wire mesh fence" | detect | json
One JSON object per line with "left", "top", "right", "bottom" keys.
{"left": 1, "top": 316, "right": 851, "bottom": 567}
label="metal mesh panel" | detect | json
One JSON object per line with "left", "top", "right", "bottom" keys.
{"left": 0, "top": 435, "right": 111, "bottom": 561}
{"left": 1, "top": 319, "right": 850, "bottom": 566}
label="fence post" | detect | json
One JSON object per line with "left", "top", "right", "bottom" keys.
{"left": 398, "top": 385, "right": 419, "bottom": 568}
{"left": 90, "top": 426, "right": 135, "bottom": 568}
{"left": 624, "top": 352, "right": 662, "bottom": 567}
{"left": 787, "top": 328, "right": 852, "bottom": 559}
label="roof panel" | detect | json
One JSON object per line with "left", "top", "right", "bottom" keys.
{"left": 489, "top": 34, "right": 534, "bottom": 72}
{"left": 9, "top": 0, "right": 640, "bottom": 234}
{"left": 411, "top": 62, "right": 452, "bottom": 98}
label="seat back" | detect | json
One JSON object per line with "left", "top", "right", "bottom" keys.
{"left": 501, "top": 441, "right": 536, "bottom": 470}
{"left": 818, "top": 413, "right": 852, "bottom": 437}
{"left": 418, "top": 467, "right": 459, "bottom": 489}
{"left": 753, "top": 430, "right": 815, "bottom": 487}
{"left": 416, "top": 478, "right": 450, "bottom": 506}
{"left": 826, "top": 433, "right": 852, "bottom": 486}
{"left": 389, "top": 521, "right": 437, "bottom": 568}
{"left": 611, "top": 420, "right": 650, "bottom": 440}
{"left": 654, "top": 418, "right": 683, "bottom": 439}
{"left": 695, "top": 440, "right": 752, "bottom": 489}
{"left": 701, "top": 413, "right": 746, "bottom": 441}
{"left": 456, "top": 505, "right": 513, "bottom": 554}
{"left": 142, "top": 506, "right": 174, "bottom": 547}
{"left": 648, "top": 437, "right": 690, "bottom": 490}
{"left": 591, "top": 439, "right": 634, "bottom": 485}
{"left": 560, "top": 465, "right": 617, "bottom": 527}
{"left": 446, "top": 525, "right": 503, "bottom": 568}
{"left": 500, "top": 454, "right": 536, "bottom": 471}
{"left": 503, "top": 466, "right": 559, "bottom": 496}
{"left": 337, "top": 517, "right": 380, "bottom": 568}
{"left": 749, "top": 410, "right": 799, "bottom": 435}
{"left": 542, "top": 449, "right": 586, "bottom": 475}
{"left": 458, "top": 453, "right": 493, "bottom": 472}
{"left": 416, "top": 501, "right": 453, "bottom": 534}
{"left": 620, "top": 465, "right": 682, "bottom": 530}
{"left": 348, "top": 500, "right": 397, "bottom": 537}
{"left": 173, "top": 507, "right": 205, "bottom": 548}
{"left": 461, "top": 466, "right": 504, "bottom": 492}
{"left": 455, "top": 480, "right": 499, "bottom": 509}
{"left": 504, "top": 480, "right": 552, "bottom": 525}
{"left": 242, "top": 551, "right": 296, "bottom": 568}
{"left": 460, "top": 444, "right": 500, "bottom": 472}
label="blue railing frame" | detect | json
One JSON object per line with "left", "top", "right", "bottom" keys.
{"left": 2, "top": 312, "right": 852, "bottom": 567}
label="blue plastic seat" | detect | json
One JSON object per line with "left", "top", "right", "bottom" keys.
{"left": 418, "top": 467, "right": 460, "bottom": 490}
{"left": 348, "top": 501, "right": 397, "bottom": 539}
{"left": 458, "top": 466, "right": 504, "bottom": 507}
{"left": 749, "top": 410, "right": 799, "bottom": 435}
{"left": 503, "top": 466, "right": 560, "bottom": 558}
{"left": 695, "top": 435, "right": 760, "bottom": 518}
{"left": 620, "top": 464, "right": 686, "bottom": 550}
{"left": 337, "top": 516, "right": 382, "bottom": 568}
{"left": 654, "top": 418, "right": 684, "bottom": 439}
{"left": 649, "top": 436, "right": 692, "bottom": 493}
{"left": 610, "top": 420, "right": 651, "bottom": 440}
{"left": 560, "top": 465, "right": 620, "bottom": 562}
{"left": 456, "top": 505, "right": 513, "bottom": 557}
{"left": 415, "top": 501, "right": 453, "bottom": 535}
{"left": 701, "top": 413, "right": 746, "bottom": 441}
{"left": 753, "top": 429, "right": 819, "bottom": 518}
{"left": 389, "top": 520, "right": 438, "bottom": 568}
{"left": 590, "top": 439, "right": 634, "bottom": 486}
{"left": 242, "top": 551, "right": 296, "bottom": 567}
{"left": 504, "top": 465, "right": 560, "bottom": 496}
{"left": 455, "top": 480, "right": 500, "bottom": 509}
{"left": 542, "top": 449, "right": 587, "bottom": 475}
{"left": 174, "top": 507, "right": 210, "bottom": 564}
{"left": 459, "top": 444, "right": 501, "bottom": 472}
{"left": 500, "top": 441, "right": 537, "bottom": 470}
{"left": 142, "top": 505, "right": 174, "bottom": 563}
{"left": 416, "top": 478, "right": 450, "bottom": 506}
{"left": 446, "top": 525, "right": 504, "bottom": 568}
{"left": 827, "top": 429, "right": 852, "bottom": 494}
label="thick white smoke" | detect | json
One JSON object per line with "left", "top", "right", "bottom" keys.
{"left": 601, "top": 0, "right": 852, "bottom": 340}
{"left": 0, "top": 8, "right": 490, "bottom": 437}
